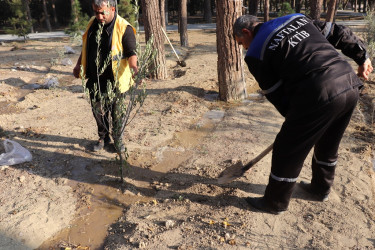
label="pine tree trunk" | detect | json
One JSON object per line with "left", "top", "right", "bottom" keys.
{"left": 51, "top": 0, "right": 59, "bottom": 26}
{"left": 216, "top": 0, "right": 246, "bottom": 101}
{"left": 22, "top": 0, "right": 34, "bottom": 33}
{"left": 160, "top": 0, "right": 166, "bottom": 30}
{"left": 141, "top": 0, "right": 167, "bottom": 79}
{"left": 180, "top": 0, "right": 188, "bottom": 46}
{"left": 310, "top": 0, "right": 323, "bottom": 20}
{"left": 42, "top": 0, "right": 52, "bottom": 31}
{"left": 363, "top": 0, "right": 367, "bottom": 12}
{"left": 326, "top": 0, "right": 337, "bottom": 21}
{"left": 249, "top": 0, "right": 259, "bottom": 15}
{"left": 264, "top": 0, "right": 270, "bottom": 22}
{"left": 296, "top": 0, "right": 301, "bottom": 12}
{"left": 165, "top": 0, "right": 169, "bottom": 26}
{"left": 204, "top": 0, "right": 212, "bottom": 23}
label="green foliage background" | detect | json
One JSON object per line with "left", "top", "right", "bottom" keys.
{"left": 65, "top": 0, "right": 90, "bottom": 36}
{"left": 5, "top": 0, "right": 33, "bottom": 41}
{"left": 278, "top": 2, "right": 295, "bottom": 17}
{"left": 118, "top": 0, "right": 137, "bottom": 26}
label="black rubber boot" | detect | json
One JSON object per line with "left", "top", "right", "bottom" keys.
{"left": 245, "top": 197, "right": 286, "bottom": 215}
{"left": 299, "top": 181, "right": 329, "bottom": 202}
{"left": 93, "top": 139, "right": 105, "bottom": 152}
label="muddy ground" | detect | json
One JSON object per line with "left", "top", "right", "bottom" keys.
{"left": 0, "top": 29, "right": 374, "bottom": 249}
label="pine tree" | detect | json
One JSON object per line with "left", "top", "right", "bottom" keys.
{"left": 6, "top": 0, "right": 33, "bottom": 42}
{"left": 118, "top": 0, "right": 136, "bottom": 26}
{"left": 65, "top": 0, "right": 89, "bottom": 36}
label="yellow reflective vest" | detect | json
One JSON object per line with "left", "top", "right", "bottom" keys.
{"left": 81, "top": 15, "right": 136, "bottom": 93}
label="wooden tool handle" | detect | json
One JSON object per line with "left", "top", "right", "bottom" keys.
{"left": 161, "top": 27, "right": 181, "bottom": 61}
{"left": 242, "top": 143, "right": 274, "bottom": 172}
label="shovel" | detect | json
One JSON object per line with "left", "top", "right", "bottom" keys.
{"left": 217, "top": 143, "right": 273, "bottom": 184}
{"left": 161, "top": 27, "right": 187, "bottom": 67}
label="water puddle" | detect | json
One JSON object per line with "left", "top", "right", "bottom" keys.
{"left": 0, "top": 88, "right": 33, "bottom": 114}
{"left": 38, "top": 181, "right": 153, "bottom": 249}
{"left": 38, "top": 109, "right": 224, "bottom": 249}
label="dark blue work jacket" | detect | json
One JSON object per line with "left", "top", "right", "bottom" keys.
{"left": 245, "top": 13, "right": 367, "bottom": 117}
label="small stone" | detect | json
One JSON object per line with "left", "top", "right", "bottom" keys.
{"left": 19, "top": 176, "right": 25, "bottom": 182}
{"left": 0, "top": 165, "right": 9, "bottom": 171}
{"left": 165, "top": 220, "right": 175, "bottom": 229}
{"left": 138, "top": 241, "right": 146, "bottom": 248}
{"left": 224, "top": 233, "right": 231, "bottom": 241}
{"left": 228, "top": 239, "right": 236, "bottom": 245}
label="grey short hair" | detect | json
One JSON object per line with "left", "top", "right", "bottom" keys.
{"left": 233, "top": 15, "right": 259, "bottom": 37}
{"left": 93, "top": 0, "right": 117, "bottom": 8}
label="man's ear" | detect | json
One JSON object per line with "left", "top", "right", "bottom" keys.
{"left": 241, "top": 28, "right": 252, "bottom": 36}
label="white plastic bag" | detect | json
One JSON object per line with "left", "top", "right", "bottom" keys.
{"left": 60, "top": 58, "right": 73, "bottom": 66}
{"left": 44, "top": 77, "right": 59, "bottom": 88}
{"left": 0, "top": 139, "right": 32, "bottom": 166}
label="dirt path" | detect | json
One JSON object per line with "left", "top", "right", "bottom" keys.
{"left": 0, "top": 30, "right": 374, "bottom": 249}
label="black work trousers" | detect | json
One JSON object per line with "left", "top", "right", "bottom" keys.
{"left": 87, "top": 82, "right": 124, "bottom": 142}
{"left": 264, "top": 87, "right": 359, "bottom": 211}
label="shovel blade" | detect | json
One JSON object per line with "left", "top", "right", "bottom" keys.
{"left": 217, "top": 161, "right": 245, "bottom": 184}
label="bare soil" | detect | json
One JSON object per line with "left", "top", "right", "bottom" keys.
{"left": 0, "top": 30, "right": 374, "bottom": 250}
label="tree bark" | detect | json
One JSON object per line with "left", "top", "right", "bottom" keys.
{"left": 216, "top": 0, "right": 246, "bottom": 101}
{"left": 204, "top": 0, "right": 212, "bottom": 23}
{"left": 160, "top": 0, "right": 166, "bottom": 30}
{"left": 51, "top": 0, "right": 59, "bottom": 26}
{"left": 42, "top": 0, "right": 52, "bottom": 31}
{"left": 165, "top": 0, "right": 169, "bottom": 25}
{"left": 180, "top": 0, "right": 188, "bottom": 46}
{"left": 264, "top": 0, "right": 270, "bottom": 22}
{"left": 248, "top": 0, "right": 259, "bottom": 15}
{"left": 363, "top": 0, "right": 367, "bottom": 12}
{"left": 295, "top": 0, "right": 301, "bottom": 12}
{"left": 22, "top": 0, "right": 34, "bottom": 33}
{"left": 326, "top": 0, "right": 337, "bottom": 21}
{"left": 310, "top": 0, "right": 323, "bottom": 20}
{"left": 141, "top": 0, "right": 167, "bottom": 79}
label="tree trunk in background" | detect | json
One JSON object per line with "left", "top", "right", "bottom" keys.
{"left": 363, "top": 0, "right": 367, "bottom": 12}
{"left": 204, "top": 0, "right": 212, "bottom": 23}
{"left": 165, "top": 0, "right": 169, "bottom": 26}
{"left": 180, "top": 0, "right": 188, "bottom": 46}
{"left": 296, "top": 0, "right": 301, "bottom": 12}
{"left": 216, "top": 0, "right": 246, "bottom": 101}
{"left": 42, "top": 0, "right": 52, "bottom": 31}
{"left": 310, "top": 0, "right": 323, "bottom": 20}
{"left": 71, "top": 0, "right": 79, "bottom": 22}
{"left": 51, "top": 0, "right": 59, "bottom": 26}
{"left": 264, "top": 0, "right": 270, "bottom": 22}
{"left": 22, "top": 0, "right": 34, "bottom": 33}
{"left": 326, "top": 0, "right": 337, "bottom": 21}
{"left": 141, "top": 0, "right": 167, "bottom": 79}
{"left": 248, "top": 0, "right": 259, "bottom": 15}
{"left": 160, "top": 0, "right": 166, "bottom": 30}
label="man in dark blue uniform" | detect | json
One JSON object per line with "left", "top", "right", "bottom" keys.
{"left": 233, "top": 14, "right": 373, "bottom": 214}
